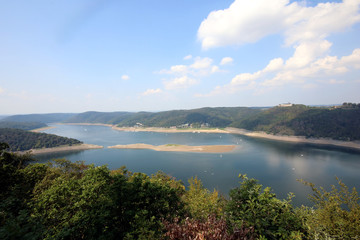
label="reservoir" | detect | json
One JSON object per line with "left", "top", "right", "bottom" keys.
{"left": 36, "top": 124, "right": 360, "bottom": 206}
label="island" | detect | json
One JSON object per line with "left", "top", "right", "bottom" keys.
{"left": 27, "top": 143, "right": 103, "bottom": 155}
{"left": 108, "top": 143, "right": 236, "bottom": 153}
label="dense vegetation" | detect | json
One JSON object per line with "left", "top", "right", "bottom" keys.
{"left": 4, "top": 103, "right": 360, "bottom": 140}
{"left": 0, "top": 121, "right": 47, "bottom": 131}
{"left": 1, "top": 145, "right": 359, "bottom": 239}
{"left": 2, "top": 113, "right": 76, "bottom": 123}
{"left": 64, "top": 107, "right": 261, "bottom": 128}
{"left": 232, "top": 103, "right": 360, "bottom": 141}
{"left": 0, "top": 128, "right": 82, "bottom": 151}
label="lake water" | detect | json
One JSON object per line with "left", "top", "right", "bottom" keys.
{"left": 36, "top": 124, "right": 360, "bottom": 206}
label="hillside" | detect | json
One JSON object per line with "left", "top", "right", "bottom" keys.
{"left": 0, "top": 121, "right": 47, "bottom": 131}
{"left": 0, "top": 128, "right": 82, "bottom": 151}
{"left": 232, "top": 103, "right": 360, "bottom": 141}
{"left": 65, "top": 107, "right": 262, "bottom": 128}
{"left": 2, "top": 113, "right": 76, "bottom": 123}
{"left": 3, "top": 103, "right": 360, "bottom": 141}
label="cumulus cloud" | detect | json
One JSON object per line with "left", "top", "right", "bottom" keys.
{"left": 198, "top": 0, "right": 360, "bottom": 96}
{"left": 190, "top": 57, "right": 213, "bottom": 70}
{"left": 121, "top": 75, "right": 130, "bottom": 80}
{"left": 198, "top": 0, "right": 360, "bottom": 49}
{"left": 164, "top": 76, "right": 197, "bottom": 90}
{"left": 220, "top": 57, "right": 233, "bottom": 65}
{"left": 158, "top": 56, "right": 226, "bottom": 90}
{"left": 0, "top": 87, "right": 4, "bottom": 94}
{"left": 142, "top": 88, "right": 162, "bottom": 96}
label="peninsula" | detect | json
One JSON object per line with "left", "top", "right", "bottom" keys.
{"left": 108, "top": 143, "right": 236, "bottom": 153}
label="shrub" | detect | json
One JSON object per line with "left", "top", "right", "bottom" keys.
{"left": 226, "top": 174, "right": 307, "bottom": 239}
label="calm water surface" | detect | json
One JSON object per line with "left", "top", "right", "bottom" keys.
{"left": 37, "top": 124, "right": 360, "bottom": 206}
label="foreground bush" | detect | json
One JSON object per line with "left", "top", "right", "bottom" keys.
{"left": 1, "top": 142, "right": 359, "bottom": 239}
{"left": 226, "top": 174, "right": 307, "bottom": 240}
{"left": 300, "top": 178, "right": 360, "bottom": 239}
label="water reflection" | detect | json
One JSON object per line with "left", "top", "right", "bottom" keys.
{"left": 35, "top": 124, "right": 360, "bottom": 207}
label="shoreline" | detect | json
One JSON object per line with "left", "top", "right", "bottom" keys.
{"left": 30, "top": 126, "right": 56, "bottom": 132}
{"left": 111, "top": 126, "right": 228, "bottom": 133}
{"left": 226, "top": 127, "right": 360, "bottom": 150}
{"left": 18, "top": 144, "right": 103, "bottom": 155}
{"left": 108, "top": 143, "right": 236, "bottom": 153}
{"left": 56, "top": 123, "right": 360, "bottom": 151}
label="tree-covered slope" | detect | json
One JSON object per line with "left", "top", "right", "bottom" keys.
{"left": 232, "top": 103, "right": 360, "bottom": 140}
{"left": 0, "top": 121, "right": 47, "bottom": 131}
{"left": 64, "top": 111, "right": 133, "bottom": 124}
{"left": 0, "top": 128, "right": 82, "bottom": 151}
{"left": 2, "top": 113, "right": 76, "bottom": 123}
{"left": 65, "top": 107, "right": 262, "bottom": 128}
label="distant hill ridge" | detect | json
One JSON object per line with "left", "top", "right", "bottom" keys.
{"left": 3, "top": 103, "right": 360, "bottom": 141}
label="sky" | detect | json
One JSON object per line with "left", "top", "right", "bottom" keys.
{"left": 1, "top": 0, "right": 359, "bottom": 114}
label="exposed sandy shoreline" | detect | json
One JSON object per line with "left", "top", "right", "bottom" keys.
{"left": 19, "top": 144, "right": 103, "bottom": 155}
{"left": 108, "top": 143, "right": 236, "bottom": 153}
{"left": 30, "top": 126, "right": 56, "bottom": 132}
{"left": 111, "top": 126, "right": 228, "bottom": 133}
{"left": 55, "top": 123, "right": 360, "bottom": 151}
{"left": 226, "top": 127, "right": 360, "bottom": 150}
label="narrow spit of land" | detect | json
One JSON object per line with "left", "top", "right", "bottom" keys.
{"left": 20, "top": 144, "right": 103, "bottom": 155}
{"left": 108, "top": 143, "right": 236, "bottom": 153}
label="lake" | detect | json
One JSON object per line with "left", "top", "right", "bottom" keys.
{"left": 36, "top": 124, "right": 360, "bottom": 206}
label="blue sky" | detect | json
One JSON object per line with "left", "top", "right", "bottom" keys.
{"left": 1, "top": 0, "right": 359, "bottom": 114}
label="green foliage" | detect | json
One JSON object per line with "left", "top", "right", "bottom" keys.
{"left": 0, "top": 128, "right": 82, "bottom": 151}
{"left": 31, "top": 165, "right": 114, "bottom": 239}
{"left": 0, "top": 121, "right": 47, "bottom": 130}
{"left": 226, "top": 174, "right": 307, "bottom": 239}
{"left": 2, "top": 113, "right": 75, "bottom": 123}
{"left": 64, "top": 107, "right": 261, "bottom": 128}
{"left": 183, "top": 176, "right": 225, "bottom": 220}
{"left": 233, "top": 104, "right": 360, "bottom": 140}
{"left": 2, "top": 144, "right": 359, "bottom": 239}
{"left": 300, "top": 178, "right": 360, "bottom": 239}
{"left": 0, "top": 145, "right": 44, "bottom": 240}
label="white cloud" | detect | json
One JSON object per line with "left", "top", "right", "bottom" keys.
{"left": 198, "top": 0, "right": 360, "bottom": 96}
{"left": 190, "top": 57, "right": 213, "bottom": 69}
{"left": 286, "top": 40, "right": 332, "bottom": 68}
{"left": 158, "top": 56, "right": 224, "bottom": 90}
{"left": 198, "top": 0, "right": 360, "bottom": 49}
{"left": 184, "top": 54, "right": 192, "bottom": 60}
{"left": 263, "top": 58, "right": 284, "bottom": 72}
{"left": 220, "top": 57, "right": 233, "bottom": 65}
{"left": 0, "top": 87, "right": 4, "bottom": 94}
{"left": 121, "top": 75, "right": 130, "bottom": 80}
{"left": 341, "top": 48, "right": 360, "bottom": 68}
{"left": 164, "top": 76, "right": 197, "bottom": 90}
{"left": 231, "top": 72, "right": 261, "bottom": 85}
{"left": 142, "top": 88, "right": 162, "bottom": 96}
{"left": 198, "top": 0, "right": 295, "bottom": 49}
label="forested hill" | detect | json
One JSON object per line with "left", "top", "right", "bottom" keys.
{"left": 2, "top": 113, "right": 75, "bottom": 123}
{"left": 3, "top": 104, "right": 360, "bottom": 140}
{"left": 64, "top": 107, "right": 262, "bottom": 128}
{"left": 0, "top": 121, "right": 47, "bottom": 131}
{"left": 231, "top": 103, "right": 360, "bottom": 141}
{"left": 0, "top": 128, "right": 82, "bottom": 151}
